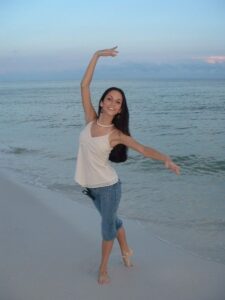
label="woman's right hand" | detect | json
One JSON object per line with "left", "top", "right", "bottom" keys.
{"left": 165, "top": 158, "right": 180, "bottom": 175}
{"left": 95, "top": 46, "right": 119, "bottom": 58}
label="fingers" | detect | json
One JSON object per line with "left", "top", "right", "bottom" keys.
{"left": 96, "top": 46, "right": 119, "bottom": 57}
{"left": 104, "top": 47, "right": 119, "bottom": 56}
{"left": 172, "top": 164, "right": 180, "bottom": 175}
{"left": 111, "top": 46, "right": 118, "bottom": 50}
{"left": 165, "top": 160, "right": 180, "bottom": 175}
{"left": 174, "top": 165, "right": 180, "bottom": 175}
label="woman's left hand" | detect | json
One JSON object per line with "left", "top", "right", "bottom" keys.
{"left": 165, "top": 159, "right": 180, "bottom": 175}
{"left": 95, "top": 46, "right": 119, "bottom": 58}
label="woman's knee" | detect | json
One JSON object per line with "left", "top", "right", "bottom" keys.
{"left": 101, "top": 217, "right": 123, "bottom": 240}
{"left": 116, "top": 218, "right": 123, "bottom": 231}
{"left": 102, "top": 219, "right": 117, "bottom": 241}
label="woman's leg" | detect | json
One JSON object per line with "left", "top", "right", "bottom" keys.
{"left": 97, "top": 183, "right": 121, "bottom": 283}
{"left": 116, "top": 223, "right": 133, "bottom": 267}
{"left": 98, "top": 224, "right": 132, "bottom": 283}
{"left": 89, "top": 182, "right": 131, "bottom": 282}
{"left": 116, "top": 226, "right": 130, "bottom": 253}
{"left": 98, "top": 239, "right": 114, "bottom": 284}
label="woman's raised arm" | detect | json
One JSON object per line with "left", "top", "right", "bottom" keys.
{"left": 80, "top": 47, "right": 118, "bottom": 124}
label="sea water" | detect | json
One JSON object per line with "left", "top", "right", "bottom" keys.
{"left": 0, "top": 79, "right": 225, "bottom": 264}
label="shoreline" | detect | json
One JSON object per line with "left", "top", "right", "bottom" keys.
{"left": 3, "top": 166, "right": 224, "bottom": 266}
{"left": 1, "top": 170, "right": 225, "bottom": 299}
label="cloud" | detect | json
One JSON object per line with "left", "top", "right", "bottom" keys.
{"left": 205, "top": 56, "right": 225, "bottom": 64}
{"left": 94, "top": 61, "right": 225, "bottom": 80}
{"left": 1, "top": 55, "right": 225, "bottom": 81}
{"left": 193, "top": 56, "right": 225, "bottom": 64}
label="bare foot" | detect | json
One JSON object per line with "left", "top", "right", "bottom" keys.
{"left": 98, "top": 270, "right": 110, "bottom": 285}
{"left": 122, "top": 248, "right": 134, "bottom": 267}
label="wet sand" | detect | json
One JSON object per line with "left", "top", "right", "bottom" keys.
{"left": 1, "top": 171, "right": 225, "bottom": 300}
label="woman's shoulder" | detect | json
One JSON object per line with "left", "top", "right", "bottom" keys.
{"left": 110, "top": 127, "right": 121, "bottom": 137}
{"left": 109, "top": 128, "right": 128, "bottom": 147}
{"left": 85, "top": 118, "right": 97, "bottom": 128}
{"left": 87, "top": 118, "right": 96, "bottom": 124}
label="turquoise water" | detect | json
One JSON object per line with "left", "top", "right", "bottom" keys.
{"left": 0, "top": 79, "right": 225, "bottom": 264}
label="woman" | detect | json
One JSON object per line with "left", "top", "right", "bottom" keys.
{"left": 75, "top": 47, "right": 180, "bottom": 285}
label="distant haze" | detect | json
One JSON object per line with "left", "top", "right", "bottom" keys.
{"left": 1, "top": 0, "right": 225, "bottom": 80}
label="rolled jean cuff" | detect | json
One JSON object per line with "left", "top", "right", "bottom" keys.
{"left": 102, "top": 218, "right": 123, "bottom": 241}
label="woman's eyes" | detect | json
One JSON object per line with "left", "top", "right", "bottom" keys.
{"left": 106, "top": 97, "right": 121, "bottom": 104}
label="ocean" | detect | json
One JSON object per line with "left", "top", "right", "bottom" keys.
{"left": 0, "top": 79, "right": 225, "bottom": 264}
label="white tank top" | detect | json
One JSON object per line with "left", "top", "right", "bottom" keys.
{"left": 75, "top": 121, "right": 118, "bottom": 188}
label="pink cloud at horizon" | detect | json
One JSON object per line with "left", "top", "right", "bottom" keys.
{"left": 205, "top": 56, "right": 225, "bottom": 64}
{"left": 193, "top": 56, "right": 225, "bottom": 64}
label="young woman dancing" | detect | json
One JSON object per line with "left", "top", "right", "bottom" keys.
{"left": 75, "top": 47, "right": 180, "bottom": 285}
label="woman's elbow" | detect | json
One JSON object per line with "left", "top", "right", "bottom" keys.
{"left": 80, "top": 80, "right": 89, "bottom": 88}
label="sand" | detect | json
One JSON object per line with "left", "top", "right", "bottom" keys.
{"left": 1, "top": 170, "right": 225, "bottom": 300}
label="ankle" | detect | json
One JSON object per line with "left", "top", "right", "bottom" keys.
{"left": 98, "top": 270, "right": 110, "bottom": 284}
{"left": 121, "top": 246, "right": 131, "bottom": 254}
{"left": 99, "top": 265, "right": 108, "bottom": 273}
{"left": 121, "top": 248, "right": 133, "bottom": 267}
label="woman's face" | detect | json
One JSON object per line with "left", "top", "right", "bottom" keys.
{"left": 100, "top": 90, "right": 123, "bottom": 117}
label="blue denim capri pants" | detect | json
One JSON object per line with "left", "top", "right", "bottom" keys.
{"left": 82, "top": 180, "right": 123, "bottom": 241}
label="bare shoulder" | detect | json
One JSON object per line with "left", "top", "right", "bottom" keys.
{"left": 86, "top": 115, "right": 98, "bottom": 125}
{"left": 86, "top": 117, "right": 97, "bottom": 126}
{"left": 109, "top": 129, "right": 144, "bottom": 153}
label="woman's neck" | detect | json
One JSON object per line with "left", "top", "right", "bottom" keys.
{"left": 97, "top": 115, "right": 113, "bottom": 127}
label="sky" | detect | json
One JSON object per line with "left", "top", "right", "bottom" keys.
{"left": 1, "top": 0, "right": 225, "bottom": 80}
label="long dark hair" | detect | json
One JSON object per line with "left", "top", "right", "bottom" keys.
{"left": 97, "top": 87, "right": 130, "bottom": 163}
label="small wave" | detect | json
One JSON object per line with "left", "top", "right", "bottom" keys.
{"left": 18, "top": 117, "right": 50, "bottom": 124}
{"left": 64, "top": 157, "right": 76, "bottom": 161}
{"left": 176, "top": 126, "right": 197, "bottom": 130}
{"left": 194, "top": 219, "right": 225, "bottom": 231}
{"left": 123, "top": 214, "right": 225, "bottom": 232}
{"left": 163, "top": 218, "right": 225, "bottom": 231}
{"left": 1, "top": 146, "right": 40, "bottom": 155}
{"left": 174, "top": 155, "right": 225, "bottom": 174}
{"left": 125, "top": 154, "right": 225, "bottom": 175}
{"left": 183, "top": 104, "right": 225, "bottom": 112}
{"left": 47, "top": 182, "right": 78, "bottom": 193}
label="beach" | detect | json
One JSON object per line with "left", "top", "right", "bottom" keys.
{"left": 1, "top": 170, "right": 225, "bottom": 300}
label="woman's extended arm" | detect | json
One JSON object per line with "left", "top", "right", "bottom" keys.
{"left": 80, "top": 47, "right": 118, "bottom": 123}
{"left": 110, "top": 131, "right": 180, "bottom": 175}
